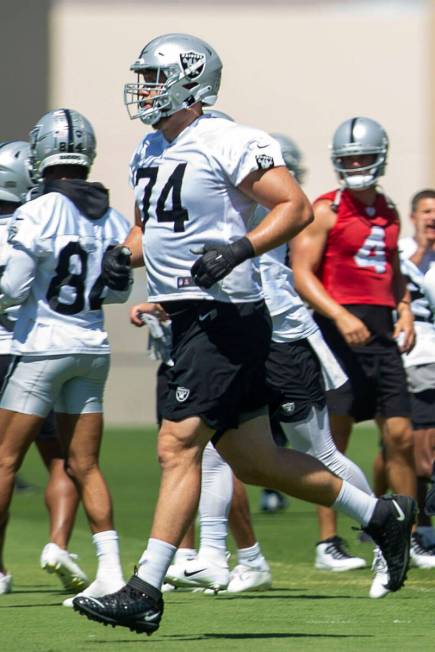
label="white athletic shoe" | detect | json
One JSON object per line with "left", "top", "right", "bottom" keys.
{"left": 315, "top": 536, "right": 367, "bottom": 571}
{"left": 41, "top": 543, "right": 89, "bottom": 592}
{"left": 62, "top": 576, "right": 125, "bottom": 607}
{"left": 410, "top": 533, "right": 435, "bottom": 569}
{"left": 165, "top": 554, "right": 229, "bottom": 592}
{"left": 0, "top": 572, "right": 12, "bottom": 595}
{"left": 369, "top": 546, "right": 390, "bottom": 599}
{"left": 227, "top": 561, "right": 272, "bottom": 593}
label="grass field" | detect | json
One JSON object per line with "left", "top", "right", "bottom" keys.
{"left": 1, "top": 423, "right": 434, "bottom": 652}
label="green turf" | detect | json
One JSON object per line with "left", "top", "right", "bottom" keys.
{"left": 1, "top": 423, "right": 434, "bottom": 651}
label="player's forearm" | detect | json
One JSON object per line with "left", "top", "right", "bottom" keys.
{"left": 246, "top": 198, "right": 313, "bottom": 256}
{"left": 123, "top": 225, "right": 144, "bottom": 268}
{"left": 293, "top": 269, "right": 344, "bottom": 321}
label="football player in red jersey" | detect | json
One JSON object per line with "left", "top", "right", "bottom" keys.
{"left": 292, "top": 117, "right": 418, "bottom": 597}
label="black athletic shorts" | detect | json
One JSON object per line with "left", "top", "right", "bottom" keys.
{"left": 158, "top": 299, "right": 272, "bottom": 432}
{"left": 315, "top": 312, "right": 411, "bottom": 422}
{"left": 266, "top": 339, "right": 326, "bottom": 423}
{"left": 410, "top": 389, "right": 435, "bottom": 429}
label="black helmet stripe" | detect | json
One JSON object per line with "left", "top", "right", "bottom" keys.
{"left": 349, "top": 117, "right": 358, "bottom": 144}
{"left": 62, "top": 108, "right": 75, "bottom": 152}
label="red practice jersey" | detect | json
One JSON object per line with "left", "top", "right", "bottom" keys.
{"left": 314, "top": 189, "right": 400, "bottom": 308}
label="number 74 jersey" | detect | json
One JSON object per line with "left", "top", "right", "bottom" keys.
{"left": 130, "top": 115, "right": 284, "bottom": 303}
{"left": 314, "top": 188, "right": 400, "bottom": 308}
{"left": 2, "top": 191, "right": 131, "bottom": 356}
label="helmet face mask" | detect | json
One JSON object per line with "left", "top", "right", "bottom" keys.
{"left": 29, "top": 109, "right": 97, "bottom": 184}
{"left": 331, "top": 117, "right": 388, "bottom": 190}
{"left": 124, "top": 33, "right": 222, "bottom": 126}
{"left": 0, "top": 141, "right": 33, "bottom": 204}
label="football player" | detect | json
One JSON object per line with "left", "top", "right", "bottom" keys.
{"left": 393, "top": 189, "right": 435, "bottom": 554}
{"left": 0, "top": 110, "right": 131, "bottom": 604}
{"left": 0, "top": 141, "right": 87, "bottom": 596}
{"left": 74, "top": 35, "right": 415, "bottom": 634}
{"left": 292, "top": 116, "right": 418, "bottom": 597}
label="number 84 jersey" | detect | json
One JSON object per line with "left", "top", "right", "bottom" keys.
{"left": 130, "top": 115, "right": 283, "bottom": 303}
{"left": 314, "top": 188, "right": 400, "bottom": 308}
{"left": 2, "top": 190, "right": 131, "bottom": 356}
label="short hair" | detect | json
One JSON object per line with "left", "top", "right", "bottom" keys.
{"left": 411, "top": 189, "right": 435, "bottom": 212}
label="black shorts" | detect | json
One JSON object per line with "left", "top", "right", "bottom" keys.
{"left": 324, "top": 343, "right": 411, "bottom": 422}
{"left": 266, "top": 339, "right": 326, "bottom": 423}
{"left": 158, "top": 300, "right": 272, "bottom": 432}
{"left": 410, "top": 389, "right": 435, "bottom": 429}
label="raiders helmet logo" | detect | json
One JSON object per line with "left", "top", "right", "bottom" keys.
{"left": 281, "top": 402, "right": 295, "bottom": 414}
{"left": 180, "top": 51, "right": 206, "bottom": 79}
{"left": 256, "top": 154, "right": 274, "bottom": 170}
{"left": 176, "top": 386, "right": 190, "bottom": 402}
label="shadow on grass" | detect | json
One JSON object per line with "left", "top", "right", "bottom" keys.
{"left": 86, "top": 632, "right": 372, "bottom": 644}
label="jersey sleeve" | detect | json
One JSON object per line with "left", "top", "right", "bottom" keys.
{"left": 0, "top": 247, "right": 36, "bottom": 311}
{"left": 6, "top": 205, "right": 45, "bottom": 257}
{"left": 423, "top": 266, "right": 435, "bottom": 310}
{"left": 216, "top": 128, "right": 285, "bottom": 187}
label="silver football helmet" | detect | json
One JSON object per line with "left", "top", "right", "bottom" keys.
{"left": 124, "top": 33, "right": 222, "bottom": 126}
{"left": 29, "top": 108, "right": 96, "bottom": 183}
{"left": 270, "top": 133, "right": 306, "bottom": 184}
{"left": 0, "top": 141, "right": 33, "bottom": 204}
{"left": 331, "top": 117, "right": 388, "bottom": 190}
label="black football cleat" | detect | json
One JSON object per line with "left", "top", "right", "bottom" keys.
{"left": 73, "top": 574, "right": 163, "bottom": 635}
{"left": 363, "top": 495, "right": 417, "bottom": 592}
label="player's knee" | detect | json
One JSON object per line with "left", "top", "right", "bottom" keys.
{"left": 157, "top": 425, "right": 202, "bottom": 471}
{"left": 384, "top": 423, "right": 414, "bottom": 456}
{"left": 65, "top": 456, "right": 98, "bottom": 482}
{"left": 0, "top": 452, "right": 21, "bottom": 476}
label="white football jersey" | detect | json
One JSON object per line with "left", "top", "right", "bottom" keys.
{"left": 130, "top": 114, "right": 285, "bottom": 303}
{"left": 249, "top": 205, "right": 317, "bottom": 341}
{"left": 1, "top": 191, "right": 131, "bottom": 356}
{"left": 399, "top": 236, "right": 435, "bottom": 368}
{"left": 0, "top": 213, "right": 18, "bottom": 354}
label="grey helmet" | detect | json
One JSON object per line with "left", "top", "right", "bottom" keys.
{"left": 124, "top": 33, "right": 222, "bottom": 126}
{"left": 270, "top": 133, "right": 306, "bottom": 184}
{"left": 29, "top": 108, "right": 96, "bottom": 183}
{"left": 0, "top": 140, "right": 33, "bottom": 204}
{"left": 331, "top": 116, "right": 388, "bottom": 190}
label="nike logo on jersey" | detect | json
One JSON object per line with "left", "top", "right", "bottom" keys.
{"left": 392, "top": 499, "right": 405, "bottom": 521}
{"left": 184, "top": 568, "right": 208, "bottom": 577}
{"left": 257, "top": 144, "right": 270, "bottom": 149}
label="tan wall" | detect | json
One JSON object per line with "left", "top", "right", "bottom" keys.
{"left": 2, "top": 0, "right": 430, "bottom": 425}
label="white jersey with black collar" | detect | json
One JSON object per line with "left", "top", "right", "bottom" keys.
{"left": 129, "top": 114, "right": 284, "bottom": 303}
{"left": 249, "top": 204, "right": 318, "bottom": 342}
{"left": 0, "top": 191, "right": 131, "bottom": 356}
{"left": 0, "top": 212, "right": 18, "bottom": 353}
{"left": 399, "top": 236, "right": 435, "bottom": 367}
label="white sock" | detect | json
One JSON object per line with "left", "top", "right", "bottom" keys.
{"left": 237, "top": 542, "right": 264, "bottom": 567}
{"left": 137, "top": 538, "right": 176, "bottom": 589}
{"left": 333, "top": 480, "right": 377, "bottom": 526}
{"left": 174, "top": 548, "right": 197, "bottom": 563}
{"left": 92, "top": 530, "right": 123, "bottom": 581}
{"left": 199, "top": 442, "right": 233, "bottom": 556}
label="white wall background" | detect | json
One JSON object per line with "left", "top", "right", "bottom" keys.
{"left": 49, "top": 0, "right": 432, "bottom": 424}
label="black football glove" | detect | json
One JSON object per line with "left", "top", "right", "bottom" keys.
{"left": 101, "top": 246, "right": 132, "bottom": 291}
{"left": 191, "top": 237, "right": 255, "bottom": 289}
